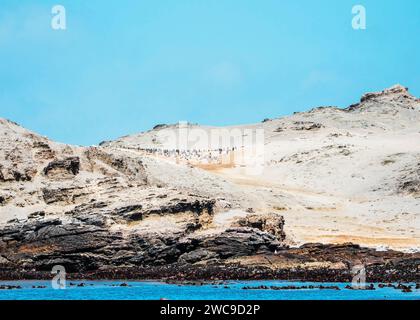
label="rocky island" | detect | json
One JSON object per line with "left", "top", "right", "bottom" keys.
{"left": 0, "top": 85, "right": 419, "bottom": 282}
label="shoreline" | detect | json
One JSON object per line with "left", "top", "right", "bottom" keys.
{"left": 1, "top": 261, "right": 419, "bottom": 283}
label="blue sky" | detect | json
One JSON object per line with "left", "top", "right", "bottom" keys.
{"left": 0, "top": 0, "right": 419, "bottom": 145}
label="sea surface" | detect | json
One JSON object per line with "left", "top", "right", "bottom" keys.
{"left": 0, "top": 280, "right": 418, "bottom": 300}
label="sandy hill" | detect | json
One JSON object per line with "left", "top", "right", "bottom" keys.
{"left": 100, "top": 84, "right": 420, "bottom": 251}
{"left": 0, "top": 85, "right": 419, "bottom": 279}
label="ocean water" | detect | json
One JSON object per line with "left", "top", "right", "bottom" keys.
{"left": 0, "top": 280, "right": 418, "bottom": 300}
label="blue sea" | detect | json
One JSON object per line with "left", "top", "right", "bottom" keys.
{"left": 0, "top": 280, "right": 418, "bottom": 300}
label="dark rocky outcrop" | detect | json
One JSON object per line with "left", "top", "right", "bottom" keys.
{"left": 43, "top": 157, "right": 80, "bottom": 177}
{"left": 234, "top": 213, "right": 286, "bottom": 241}
{"left": 0, "top": 215, "right": 417, "bottom": 283}
{"left": 0, "top": 211, "right": 284, "bottom": 274}
{"left": 360, "top": 85, "right": 411, "bottom": 103}
{"left": 0, "top": 193, "right": 11, "bottom": 206}
{"left": 201, "top": 228, "right": 282, "bottom": 259}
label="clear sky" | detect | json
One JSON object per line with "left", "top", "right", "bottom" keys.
{"left": 0, "top": 0, "right": 419, "bottom": 145}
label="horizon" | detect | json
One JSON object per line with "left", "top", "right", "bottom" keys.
{"left": 1, "top": 0, "right": 419, "bottom": 145}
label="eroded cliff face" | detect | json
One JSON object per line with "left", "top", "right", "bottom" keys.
{"left": 0, "top": 118, "right": 286, "bottom": 274}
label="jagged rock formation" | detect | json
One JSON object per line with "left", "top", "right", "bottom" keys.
{"left": 0, "top": 217, "right": 286, "bottom": 272}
